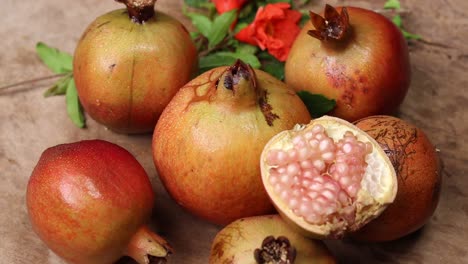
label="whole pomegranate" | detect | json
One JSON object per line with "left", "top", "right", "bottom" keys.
{"left": 260, "top": 116, "right": 397, "bottom": 239}
{"left": 73, "top": 0, "right": 197, "bottom": 133}
{"left": 210, "top": 215, "right": 336, "bottom": 264}
{"left": 27, "top": 140, "right": 172, "bottom": 264}
{"left": 285, "top": 4, "right": 410, "bottom": 122}
{"left": 352, "top": 115, "right": 441, "bottom": 241}
{"left": 152, "top": 60, "right": 311, "bottom": 225}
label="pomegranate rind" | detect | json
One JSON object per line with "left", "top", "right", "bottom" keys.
{"left": 351, "top": 115, "right": 442, "bottom": 241}
{"left": 209, "top": 215, "right": 336, "bottom": 264}
{"left": 260, "top": 116, "right": 397, "bottom": 238}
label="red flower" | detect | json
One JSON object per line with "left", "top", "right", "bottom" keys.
{"left": 212, "top": 0, "right": 249, "bottom": 14}
{"left": 235, "top": 3, "right": 302, "bottom": 62}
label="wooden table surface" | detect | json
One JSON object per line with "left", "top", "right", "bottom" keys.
{"left": 1, "top": 0, "right": 467, "bottom": 263}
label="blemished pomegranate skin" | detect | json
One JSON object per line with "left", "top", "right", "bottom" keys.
{"left": 285, "top": 5, "right": 410, "bottom": 122}
{"left": 152, "top": 61, "right": 311, "bottom": 226}
{"left": 352, "top": 115, "right": 442, "bottom": 242}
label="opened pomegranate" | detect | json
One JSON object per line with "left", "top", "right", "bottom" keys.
{"left": 210, "top": 215, "right": 336, "bottom": 264}
{"left": 73, "top": 0, "right": 197, "bottom": 133}
{"left": 285, "top": 4, "right": 410, "bottom": 122}
{"left": 352, "top": 115, "right": 441, "bottom": 241}
{"left": 261, "top": 116, "right": 397, "bottom": 238}
{"left": 152, "top": 60, "right": 311, "bottom": 225}
{"left": 27, "top": 140, "right": 172, "bottom": 264}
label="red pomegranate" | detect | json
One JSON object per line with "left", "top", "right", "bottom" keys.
{"left": 152, "top": 60, "right": 311, "bottom": 225}
{"left": 285, "top": 4, "right": 410, "bottom": 122}
{"left": 27, "top": 140, "right": 171, "bottom": 264}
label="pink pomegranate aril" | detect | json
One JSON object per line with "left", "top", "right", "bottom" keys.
{"left": 266, "top": 124, "right": 372, "bottom": 225}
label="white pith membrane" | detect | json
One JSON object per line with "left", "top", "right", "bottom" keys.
{"left": 261, "top": 116, "right": 397, "bottom": 238}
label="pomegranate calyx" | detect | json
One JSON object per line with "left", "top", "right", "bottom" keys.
{"left": 125, "top": 226, "right": 173, "bottom": 264}
{"left": 220, "top": 60, "right": 256, "bottom": 92}
{"left": 307, "top": 4, "right": 350, "bottom": 41}
{"left": 216, "top": 60, "right": 279, "bottom": 126}
{"left": 116, "top": 0, "right": 157, "bottom": 23}
{"left": 254, "top": 236, "right": 297, "bottom": 264}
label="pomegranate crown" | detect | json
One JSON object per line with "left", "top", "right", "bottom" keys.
{"left": 307, "top": 4, "right": 350, "bottom": 41}
{"left": 116, "top": 0, "right": 157, "bottom": 23}
{"left": 222, "top": 60, "right": 257, "bottom": 91}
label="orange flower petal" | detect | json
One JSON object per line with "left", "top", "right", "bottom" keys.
{"left": 234, "top": 3, "right": 301, "bottom": 61}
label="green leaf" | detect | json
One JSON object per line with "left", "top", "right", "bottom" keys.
{"left": 186, "top": 13, "right": 213, "bottom": 37}
{"left": 258, "top": 51, "right": 285, "bottom": 80}
{"left": 199, "top": 51, "right": 260, "bottom": 72}
{"left": 36, "top": 42, "right": 73, "bottom": 74}
{"left": 299, "top": 10, "right": 310, "bottom": 27}
{"left": 234, "top": 22, "right": 248, "bottom": 34}
{"left": 236, "top": 43, "right": 258, "bottom": 55}
{"left": 392, "top": 15, "right": 403, "bottom": 28}
{"left": 208, "top": 10, "right": 237, "bottom": 48}
{"left": 261, "top": 59, "right": 284, "bottom": 81}
{"left": 296, "top": 91, "right": 336, "bottom": 118}
{"left": 65, "top": 79, "right": 85, "bottom": 128}
{"left": 384, "top": 0, "right": 401, "bottom": 10}
{"left": 392, "top": 15, "right": 422, "bottom": 40}
{"left": 402, "top": 30, "right": 422, "bottom": 40}
{"left": 190, "top": 31, "right": 200, "bottom": 40}
{"left": 43, "top": 73, "right": 73, "bottom": 97}
{"left": 184, "top": 0, "right": 211, "bottom": 8}
{"left": 265, "top": 0, "right": 292, "bottom": 4}
{"left": 237, "top": 3, "right": 256, "bottom": 24}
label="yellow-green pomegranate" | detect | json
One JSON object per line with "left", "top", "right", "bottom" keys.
{"left": 74, "top": 0, "right": 197, "bottom": 133}
{"left": 152, "top": 60, "right": 311, "bottom": 225}
{"left": 210, "top": 215, "right": 336, "bottom": 264}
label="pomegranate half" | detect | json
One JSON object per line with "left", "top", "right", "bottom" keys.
{"left": 27, "top": 140, "right": 171, "bottom": 264}
{"left": 285, "top": 4, "right": 410, "bottom": 122}
{"left": 260, "top": 116, "right": 397, "bottom": 238}
{"left": 152, "top": 60, "right": 311, "bottom": 225}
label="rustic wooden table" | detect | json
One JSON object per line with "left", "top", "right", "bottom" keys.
{"left": 1, "top": 0, "right": 467, "bottom": 263}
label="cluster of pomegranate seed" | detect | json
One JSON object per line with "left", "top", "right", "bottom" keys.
{"left": 266, "top": 125, "right": 372, "bottom": 225}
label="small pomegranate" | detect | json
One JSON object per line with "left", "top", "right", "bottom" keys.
{"left": 73, "top": 0, "right": 197, "bottom": 133}
{"left": 285, "top": 4, "right": 410, "bottom": 122}
{"left": 352, "top": 115, "right": 441, "bottom": 241}
{"left": 210, "top": 215, "right": 336, "bottom": 264}
{"left": 152, "top": 60, "right": 311, "bottom": 225}
{"left": 27, "top": 140, "right": 172, "bottom": 264}
{"left": 260, "top": 116, "right": 397, "bottom": 239}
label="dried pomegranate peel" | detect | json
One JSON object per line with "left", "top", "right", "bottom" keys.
{"left": 260, "top": 116, "right": 397, "bottom": 239}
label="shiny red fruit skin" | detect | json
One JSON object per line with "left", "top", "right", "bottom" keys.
{"left": 285, "top": 7, "right": 410, "bottom": 122}
{"left": 27, "top": 140, "right": 154, "bottom": 264}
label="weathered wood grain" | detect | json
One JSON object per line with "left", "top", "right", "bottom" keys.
{"left": 1, "top": 0, "right": 466, "bottom": 263}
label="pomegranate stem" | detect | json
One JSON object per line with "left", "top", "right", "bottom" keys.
{"left": 124, "top": 225, "right": 172, "bottom": 264}
{"left": 116, "top": 0, "right": 157, "bottom": 23}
